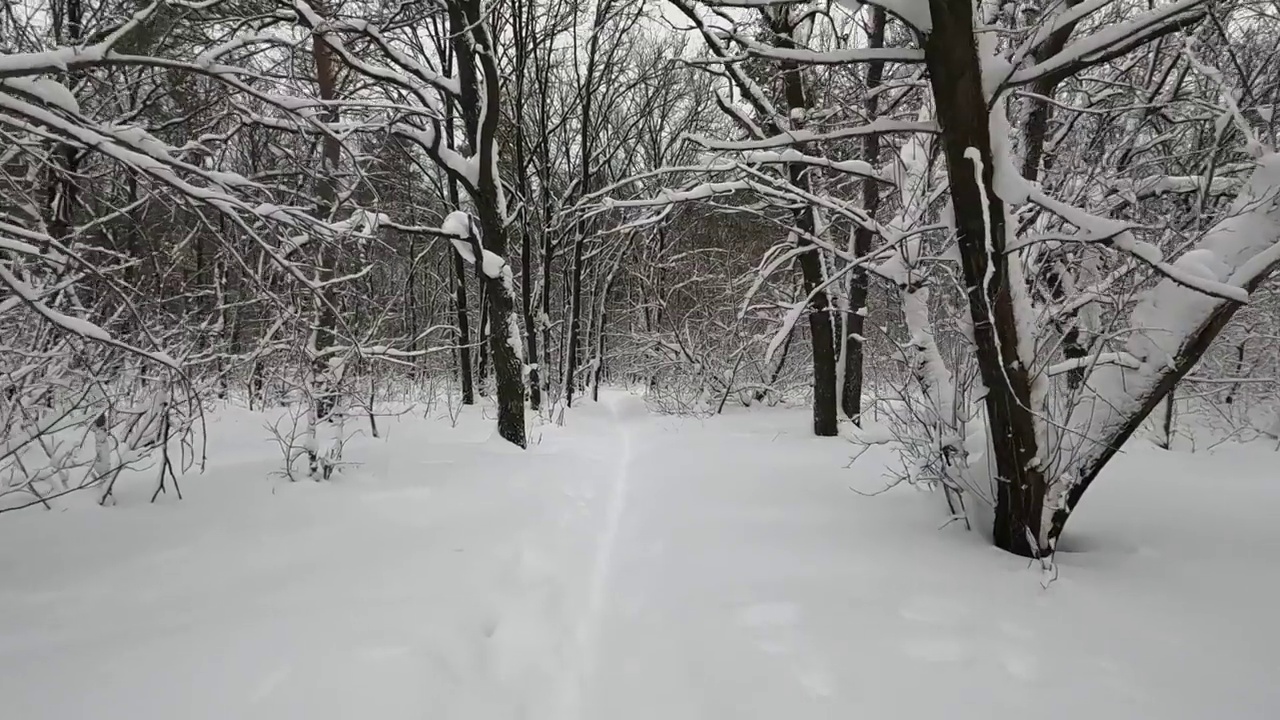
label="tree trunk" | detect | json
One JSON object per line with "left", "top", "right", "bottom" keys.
{"left": 1158, "top": 390, "right": 1176, "bottom": 450}
{"left": 925, "top": 0, "right": 1047, "bottom": 557}
{"left": 1225, "top": 338, "right": 1247, "bottom": 405}
{"left": 309, "top": 0, "right": 342, "bottom": 479}
{"left": 564, "top": 225, "right": 587, "bottom": 406}
{"left": 1021, "top": 0, "right": 1089, "bottom": 389}
{"left": 842, "top": 7, "right": 886, "bottom": 424}
{"left": 448, "top": 181, "right": 475, "bottom": 405}
{"left": 512, "top": 0, "right": 541, "bottom": 411}
{"left": 449, "top": 0, "right": 526, "bottom": 447}
{"left": 767, "top": 8, "right": 838, "bottom": 436}
{"left": 477, "top": 289, "right": 490, "bottom": 397}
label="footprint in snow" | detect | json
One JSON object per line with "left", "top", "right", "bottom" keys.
{"left": 898, "top": 595, "right": 970, "bottom": 625}
{"left": 901, "top": 636, "right": 968, "bottom": 663}
{"left": 1000, "top": 649, "right": 1040, "bottom": 681}
{"left": 794, "top": 664, "right": 835, "bottom": 698}
{"left": 734, "top": 601, "right": 801, "bottom": 629}
{"left": 734, "top": 602, "right": 838, "bottom": 699}
{"left": 250, "top": 665, "right": 293, "bottom": 703}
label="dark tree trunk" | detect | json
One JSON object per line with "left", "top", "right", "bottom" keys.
{"left": 591, "top": 263, "right": 622, "bottom": 402}
{"left": 1225, "top": 338, "right": 1247, "bottom": 405}
{"left": 439, "top": 36, "right": 476, "bottom": 405}
{"left": 1021, "top": 0, "right": 1088, "bottom": 388}
{"left": 448, "top": 191, "right": 476, "bottom": 405}
{"left": 449, "top": 0, "right": 526, "bottom": 447}
{"left": 309, "top": 1, "right": 342, "bottom": 479}
{"left": 542, "top": 197, "right": 558, "bottom": 397}
{"left": 564, "top": 0, "right": 615, "bottom": 409}
{"left": 520, "top": 226, "right": 540, "bottom": 409}
{"left": 47, "top": 0, "right": 82, "bottom": 243}
{"left": 537, "top": 89, "right": 555, "bottom": 405}
{"left": 842, "top": 7, "right": 886, "bottom": 424}
{"left": 564, "top": 226, "right": 587, "bottom": 406}
{"left": 512, "top": 0, "right": 541, "bottom": 411}
{"left": 1158, "top": 390, "right": 1176, "bottom": 450}
{"left": 766, "top": 8, "right": 838, "bottom": 436}
{"left": 925, "top": 0, "right": 1047, "bottom": 557}
{"left": 476, "top": 289, "right": 489, "bottom": 397}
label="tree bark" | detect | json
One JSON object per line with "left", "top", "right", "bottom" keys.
{"left": 842, "top": 7, "right": 887, "bottom": 424}
{"left": 1021, "top": 0, "right": 1088, "bottom": 388}
{"left": 477, "top": 288, "right": 489, "bottom": 397}
{"left": 447, "top": 177, "right": 475, "bottom": 405}
{"left": 767, "top": 8, "right": 838, "bottom": 436}
{"left": 308, "top": 0, "right": 342, "bottom": 479}
{"left": 512, "top": 0, "right": 541, "bottom": 411}
{"left": 925, "top": 0, "right": 1047, "bottom": 557}
{"left": 564, "top": 2, "right": 611, "bottom": 408}
{"left": 449, "top": 0, "right": 526, "bottom": 447}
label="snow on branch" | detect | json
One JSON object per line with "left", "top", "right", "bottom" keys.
{"left": 603, "top": 181, "right": 755, "bottom": 209}
{"left": 1068, "top": 152, "right": 1280, "bottom": 466}
{"left": 665, "top": 0, "right": 786, "bottom": 136}
{"left": 0, "top": 265, "right": 179, "bottom": 369}
{"left": 1047, "top": 351, "right": 1141, "bottom": 377}
{"left": 739, "top": 149, "right": 891, "bottom": 181}
{"left": 685, "top": 119, "right": 938, "bottom": 151}
{"left": 739, "top": 39, "right": 925, "bottom": 65}
{"left": 442, "top": 211, "right": 506, "bottom": 280}
{"left": 1026, "top": 187, "right": 1250, "bottom": 302}
{"left": 1007, "top": 0, "right": 1208, "bottom": 89}
{"left": 0, "top": 0, "right": 165, "bottom": 79}
{"left": 1124, "top": 174, "right": 1243, "bottom": 199}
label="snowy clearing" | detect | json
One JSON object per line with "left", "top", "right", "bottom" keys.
{"left": 1, "top": 392, "right": 1278, "bottom": 719}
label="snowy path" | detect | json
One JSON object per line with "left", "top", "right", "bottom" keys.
{"left": 554, "top": 394, "right": 633, "bottom": 720}
{"left": 2, "top": 395, "right": 1279, "bottom": 718}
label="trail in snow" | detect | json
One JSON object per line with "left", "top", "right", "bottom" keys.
{"left": 555, "top": 394, "right": 634, "bottom": 720}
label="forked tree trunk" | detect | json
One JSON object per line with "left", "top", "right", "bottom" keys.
{"left": 1051, "top": 206, "right": 1280, "bottom": 543}
{"left": 449, "top": 0, "right": 526, "bottom": 447}
{"left": 923, "top": 0, "right": 1280, "bottom": 556}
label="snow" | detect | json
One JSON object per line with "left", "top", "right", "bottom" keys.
{"left": 2, "top": 394, "right": 1279, "bottom": 719}
{"left": 0, "top": 264, "right": 131, "bottom": 350}
{"left": 740, "top": 149, "right": 885, "bottom": 181}
{"left": 481, "top": 249, "right": 506, "bottom": 279}
{"left": 0, "top": 235, "right": 43, "bottom": 257}
{"left": 688, "top": 119, "right": 938, "bottom": 152}
{"left": 1, "top": 76, "right": 80, "bottom": 114}
{"left": 741, "top": 41, "right": 925, "bottom": 65}
{"left": 442, "top": 210, "right": 472, "bottom": 239}
{"left": 1069, "top": 152, "right": 1280, "bottom": 458}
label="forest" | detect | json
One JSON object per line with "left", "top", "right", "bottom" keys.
{"left": 6, "top": 0, "right": 1279, "bottom": 550}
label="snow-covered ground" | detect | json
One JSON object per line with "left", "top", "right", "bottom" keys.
{"left": 2, "top": 391, "right": 1278, "bottom": 719}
